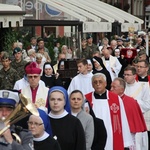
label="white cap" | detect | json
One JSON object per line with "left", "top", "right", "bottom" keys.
{"left": 45, "top": 64, "right": 52, "bottom": 69}
{"left": 0, "top": 90, "right": 19, "bottom": 107}
{"left": 87, "top": 59, "right": 92, "bottom": 64}
{"left": 114, "top": 49, "right": 120, "bottom": 52}
{"left": 60, "top": 61, "right": 64, "bottom": 65}
{"left": 92, "top": 58, "right": 100, "bottom": 65}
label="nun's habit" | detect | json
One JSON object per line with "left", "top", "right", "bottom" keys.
{"left": 48, "top": 86, "right": 86, "bottom": 150}
{"left": 33, "top": 109, "right": 61, "bottom": 150}
{"left": 41, "top": 62, "right": 63, "bottom": 88}
{"left": 91, "top": 56, "right": 112, "bottom": 90}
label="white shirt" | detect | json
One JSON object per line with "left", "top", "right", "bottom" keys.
{"left": 67, "top": 72, "right": 94, "bottom": 95}
{"left": 102, "top": 55, "right": 122, "bottom": 81}
{"left": 13, "top": 77, "right": 45, "bottom": 90}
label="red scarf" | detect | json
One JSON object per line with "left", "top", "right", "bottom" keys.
{"left": 85, "top": 91, "right": 124, "bottom": 150}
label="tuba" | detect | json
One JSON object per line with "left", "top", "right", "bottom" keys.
{"left": 0, "top": 93, "right": 39, "bottom": 136}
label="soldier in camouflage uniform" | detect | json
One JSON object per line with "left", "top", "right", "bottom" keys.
{"left": 0, "top": 53, "right": 20, "bottom": 90}
{"left": 11, "top": 47, "right": 27, "bottom": 78}
{"left": 86, "top": 34, "right": 99, "bottom": 53}
{"left": 80, "top": 38, "right": 94, "bottom": 59}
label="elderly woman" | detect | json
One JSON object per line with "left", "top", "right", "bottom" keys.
{"left": 47, "top": 86, "right": 86, "bottom": 150}
{"left": 25, "top": 49, "right": 36, "bottom": 62}
{"left": 35, "top": 53, "right": 45, "bottom": 76}
{"left": 38, "top": 47, "right": 51, "bottom": 62}
{"left": 61, "top": 45, "right": 72, "bottom": 59}
{"left": 28, "top": 109, "right": 61, "bottom": 150}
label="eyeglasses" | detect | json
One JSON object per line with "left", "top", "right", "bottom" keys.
{"left": 136, "top": 66, "right": 147, "bottom": 69}
{"left": 27, "top": 75, "right": 39, "bottom": 79}
{"left": 123, "top": 74, "right": 133, "bottom": 76}
{"left": 27, "top": 121, "right": 43, "bottom": 127}
{"left": 93, "top": 80, "right": 104, "bottom": 84}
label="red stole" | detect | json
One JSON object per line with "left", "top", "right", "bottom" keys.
{"left": 121, "top": 94, "right": 147, "bottom": 133}
{"left": 135, "top": 75, "right": 138, "bottom": 82}
{"left": 85, "top": 91, "right": 124, "bottom": 150}
{"left": 148, "top": 76, "right": 150, "bottom": 84}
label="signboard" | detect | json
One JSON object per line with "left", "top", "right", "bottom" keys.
{"left": 121, "top": 23, "right": 141, "bottom": 32}
{"left": 83, "top": 22, "right": 112, "bottom": 32}
{"left": 6, "top": 0, "right": 62, "bottom": 18}
{"left": 45, "top": 4, "right": 62, "bottom": 16}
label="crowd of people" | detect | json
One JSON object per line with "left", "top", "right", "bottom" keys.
{"left": 0, "top": 32, "right": 150, "bottom": 150}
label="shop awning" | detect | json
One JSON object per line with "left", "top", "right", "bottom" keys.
{"left": 39, "top": 0, "right": 143, "bottom": 32}
{"left": 0, "top": 4, "right": 26, "bottom": 28}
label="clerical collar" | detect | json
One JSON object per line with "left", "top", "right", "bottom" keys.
{"left": 138, "top": 75, "right": 148, "bottom": 82}
{"left": 105, "top": 58, "right": 109, "bottom": 61}
{"left": 126, "top": 81, "right": 137, "bottom": 87}
{"left": 33, "top": 131, "right": 49, "bottom": 141}
{"left": 94, "top": 91, "right": 107, "bottom": 99}
{"left": 48, "top": 110, "right": 68, "bottom": 119}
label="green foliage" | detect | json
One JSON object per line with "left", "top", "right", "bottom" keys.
{"left": 22, "top": 33, "right": 32, "bottom": 50}
{"left": 45, "top": 35, "right": 66, "bottom": 65}
{"left": 3, "top": 28, "right": 19, "bottom": 54}
{"left": 2, "top": 28, "right": 66, "bottom": 63}
{"left": 45, "top": 36, "right": 55, "bottom": 64}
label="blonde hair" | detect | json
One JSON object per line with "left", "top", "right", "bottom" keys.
{"left": 28, "top": 49, "right": 35, "bottom": 56}
{"left": 36, "top": 53, "right": 43, "bottom": 59}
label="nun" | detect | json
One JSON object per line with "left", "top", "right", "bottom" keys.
{"left": 41, "top": 62, "right": 63, "bottom": 88}
{"left": 28, "top": 109, "right": 61, "bottom": 150}
{"left": 47, "top": 86, "right": 86, "bottom": 150}
{"left": 87, "top": 59, "right": 93, "bottom": 73}
{"left": 91, "top": 56, "right": 112, "bottom": 90}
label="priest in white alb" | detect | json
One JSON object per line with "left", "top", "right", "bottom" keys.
{"left": 85, "top": 73, "right": 133, "bottom": 150}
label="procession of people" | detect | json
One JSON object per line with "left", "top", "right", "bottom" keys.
{"left": 0, "top": 31, "right": 150, "bottom": 150}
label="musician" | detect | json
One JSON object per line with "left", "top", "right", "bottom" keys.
{"left": 0, "top": 90, "right": 34, "bottom": 150}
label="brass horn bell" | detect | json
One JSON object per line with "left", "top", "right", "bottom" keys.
{"left": 0, "top": 93, "right": 39, "bottom": 135}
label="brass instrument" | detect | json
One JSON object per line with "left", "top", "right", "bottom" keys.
{"left": 0, "top": 93, "right": 39, "bottom": 136}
